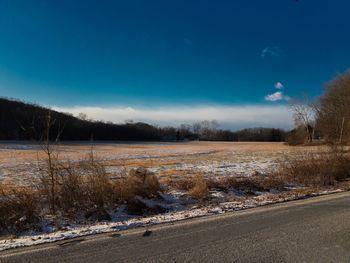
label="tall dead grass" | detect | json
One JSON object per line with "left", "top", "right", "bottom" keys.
{"left": 167, "top": 148, "right": 350, "bottom": 197}
{"left": 206, "top": 174, "right": 285, "bottom": 193}
{"left": 123, "top": 168, "right": 161, "bottom": 199}
{"left": 0, "top": 185, "right": 40, "bottom": 234}
{"left": 0, "top": 151, "right": 163, "bottom": 234}
{"left": 276, "top": 147, "right": 350, "bottom": 187}
{"left": 2, "top": 141, "right": 349, "bottom": 235}
{"left": 188, "top": 174, "right": 208, "bottom": 200}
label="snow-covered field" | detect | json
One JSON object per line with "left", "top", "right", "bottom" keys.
{"left": 0, "top": 141, "right": 335, "bottom": 251}
{"left": 0, "top": 141, "right": 319, "bottom": 185}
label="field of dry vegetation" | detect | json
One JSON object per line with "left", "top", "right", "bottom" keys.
{"left": 1, "top": 141, "right": 350, "bottom": 244}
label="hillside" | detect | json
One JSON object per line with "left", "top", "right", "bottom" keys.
{"left": 0, "top": 98, "right": 160, "bottom": 141}
{"left": 0, "top": 97, "right": 287, "bottom": 141}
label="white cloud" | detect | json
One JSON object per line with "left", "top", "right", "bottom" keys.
{"left": 274, "top": 82, "right": 284, "bottom": 89}
{"left": 52, "top": 104, "right": 293, "bottom": 130}
{"left": 264, "top": 91, "right": 283, "bottom": 101}
{"left": 261, "top": 46, "right": 282, "bottom": 59}
{"left": 264, "top": 91, "right": 291, "bottom": 102}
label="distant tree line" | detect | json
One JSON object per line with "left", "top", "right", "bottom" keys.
{"left": 0, "top": 97, "right": 287, "bottom": 142}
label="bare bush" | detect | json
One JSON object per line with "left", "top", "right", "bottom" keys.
{"left": 276, "top": 147, "right": 350, "bottom": 187}
{"left": 165, "top": 177, "right": 196, "bottom": 191}
{"left": 55, "top": 163, "right": 87, "bottom": 215}
{"left": 207, "top": 174, "right": 285, "bottom": 193}
{"left": 80, "top": 154, "right": 116, "bottom": 208}
{"left": 123, "top": 168, "right": 161, "bottom": 199}
{"left": 287, "top": 126, "right": 310, "bottom": 146}
{"left": 0, "top": 185, "right": 40, "bottom": 234}
{"left": 188, "top": 174, "right": 208, "bottom": 200}
{"left": 52, "top": 154, "right": 120, "bottom": 218}
{"left": 120, "top": 168, "right": 163, "bottom": 215}
{"left": 166, "top": 172, "right": 285, "bottom": 197}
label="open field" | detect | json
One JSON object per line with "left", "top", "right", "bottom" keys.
{"left": 1, "top": 141, "right": 348, "bottom": 251}
{"left": 0, "top": 141, "right": 323, "bottom": 186}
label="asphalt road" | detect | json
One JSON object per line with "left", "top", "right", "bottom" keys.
{"left": 2, "top": 192, "right": 350, "bottom": 263}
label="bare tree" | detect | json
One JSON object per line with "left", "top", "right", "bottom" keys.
{"left": 316, "top": 70, "right": 350, "bottom": 144}
{"left": 78, "top": 112, "right": 88, "bottom": 121}
{"left": 40, "top": 111, "right": 64, "bottom": 215}
{"left": 21, "top": 110, "right": 65, "bottom": 215}
{"left": 192, "top": 120, "right": 219, "bottom": 140}
{"left": 290, "top": 98, "right": 316, "bottom": 143}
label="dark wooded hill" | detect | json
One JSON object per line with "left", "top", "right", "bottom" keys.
{"left": 0, "top": 97, "right": 160, "bottom": 141}
{"left": 0, "top": 97, "right": 287, "bottom": 141}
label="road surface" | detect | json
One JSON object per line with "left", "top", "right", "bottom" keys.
{"left": 1, "top": 192, "right": 350, "bottom": 262}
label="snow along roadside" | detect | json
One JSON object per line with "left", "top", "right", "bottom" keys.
{"left": 0, "top": 188, "right": 344, "bottom": 251}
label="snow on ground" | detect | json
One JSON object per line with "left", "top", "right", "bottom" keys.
{"left": 0, "top": 188, "right": 344, "bottom": 251}
{"left": 0, "top": 142, "right": 334, "bottom": 251}
{"left": 0, "top": 142, "right": 293, "bottom": 184}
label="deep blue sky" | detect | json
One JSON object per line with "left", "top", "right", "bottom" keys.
{"left": 1, "top": 0, "right": 350, "bottom": 107}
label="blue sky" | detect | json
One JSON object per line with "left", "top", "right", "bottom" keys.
{"left": 1, "top": 0, "right": 350, "bottom": 128}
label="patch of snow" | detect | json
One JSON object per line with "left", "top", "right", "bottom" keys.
{"left": 210, "top": 190, "right": 226, "bottom": 198}
{"left": 1, "top": 188, "right": 345, "bottom": 252}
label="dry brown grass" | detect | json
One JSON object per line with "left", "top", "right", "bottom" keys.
{"left": 188, "top": 174, "right": 209, "bottom": 200}
{"left": 159, "top": 169, "right": 180, "bottom": 178}
{"left": 123, "top": 168, "right": 161, "bottom": 199}
{"left": 54, "top": 161, "right": 162, "bottom": 218}
{"left": 0, "top": 185, "right": 40, "bottom": 234}
{"left": 0, "top": 148, "right": 165, "bottom": 234}
{"left": 165, "top": 171, "right": 286, "bottom": 197}
{"left": 208, "top": 176, "right": 256, "bottom": 191}
{"left": 52, "top": 159, "right": 118, "bottom": 216}
{"left": 276, "top": 148, "right": 350, "bottom": 187}
{"left": 2, "top": 142, "right": 319, "bottom": 192}
{"left": 162, "top": 169, "right": 209, "bottom": 191}
{"left": 2, "top": 142, "right": 348, "bottom": 235}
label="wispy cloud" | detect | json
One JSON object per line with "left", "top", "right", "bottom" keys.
{"left": 264, "top": 91, "right": 290, "bottom": 102}
{"left": 261, "top": 46, "right": 283, "bottom": 59}
{"left": 274, "top": 82, "right": 284, "bottom": 89}
{"left": 53, "top": 105, "right": 293, "bottom": 130}
{"left": 264, "top": 91, "right": 283, "bottom": 101}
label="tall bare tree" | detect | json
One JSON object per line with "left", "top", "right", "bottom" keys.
{"left": 290, "top": 97, "right": 316, "bottom": 143}
{"left": 21, "top": 110, "right": 65, "bottom": 215}
{"left": 316, "top": 70, "right": 350, "bottom": 144}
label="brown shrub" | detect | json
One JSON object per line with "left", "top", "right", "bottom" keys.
{"left": 276, "top": 148, "right": 350, "bottom": 187}
{"left": 287, "top": 126, "right": 310, "bottom": 145}
{"left": 119, "top": 168, "right": 164, "bottom": 215}
{"left": 260, "top": 174, "right": 286, "bottom": 190}
{"left": 86, "top": 167, "right": 115, "bottom": 208}
{"left": 0, "top": 185, "right": 40, "bottom": 233}
{"left": 188, "top": 175, "right": 208, "bottom": 200}
{"left": 166, "top": 177, "right": 196, "bottom": 191}
{"left": 0, "top": 152, "right": 165, "bottom": 233}
{"left": 123, "top": 168, "right": 161, "bottom": 199}
{"left": 55, "top": 159, "right": 119, "bottom": 217}
{"left": 51, "top": 162, "right": 162, "bottom": 219}
{"left": 30, "top": 162, "right": 163, "bottom": 222}
{"left": 55, "top": 163, "right": 87, "bottom": 214}
{"left": 206, "top": 173, "right": 286, "bottom": 194}
{"left": 207, "top": 176, "right": 261, "bottom": 192}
